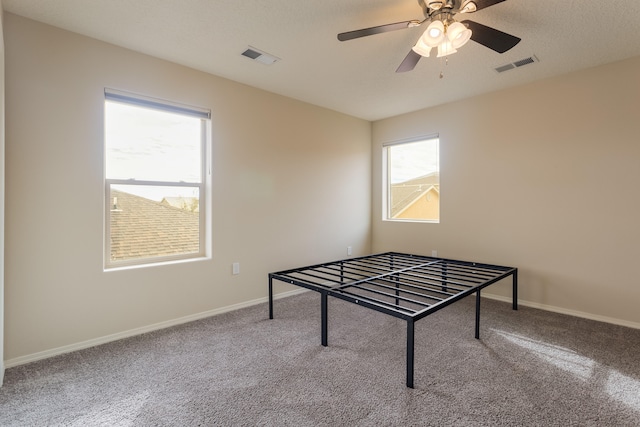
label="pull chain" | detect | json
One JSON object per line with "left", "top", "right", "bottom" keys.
{"left": 439, "top": 56, "right": 449, "bottom": 79}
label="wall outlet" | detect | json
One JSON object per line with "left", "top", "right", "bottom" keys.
{"left": 432, "top": 250, "right": 438, "bottom": 257}
{"left": 232, "top": 262, "right": 240, "bottom": 275}
{"left": 347, "top": 246, "right": 353, "bottom": 256}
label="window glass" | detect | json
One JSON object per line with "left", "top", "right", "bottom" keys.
{"left": 105, "top": 102, "right": 202, "bottom": 182}
{"left": 384, "top": 137, "right": 439, "bottom": 222}
{"left": 104, "top": 91, "right": 209, "bottom": 268}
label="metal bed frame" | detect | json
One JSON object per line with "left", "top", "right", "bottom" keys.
{"left": 268, "top": 252, "right": 517, "bottom": 388}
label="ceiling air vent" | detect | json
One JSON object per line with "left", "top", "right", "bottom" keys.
{"left": 241, "top": 46, "right": 280, "bottom": 65}
{"left": 494, "top": 55, "right": 539, "bottom": 73}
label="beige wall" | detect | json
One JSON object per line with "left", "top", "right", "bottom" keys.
{"left": 3, "top": 14, "right": 371, "bottom": 363}
{"left": 372, "top": 55, "right": 640, "bottom": 327}
{"left": 1, "top": 4, "right": 6, "bottom": 384}
{"left": 4, "top": 10, "right": 639, "bottom": 369}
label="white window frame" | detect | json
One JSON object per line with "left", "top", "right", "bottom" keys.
{"left": 104, "top": 88, "right": 211, "bottom": 269}
{"left": 382, "top": 134, "right": 440, "bottom": 223}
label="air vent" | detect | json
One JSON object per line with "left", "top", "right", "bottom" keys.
{"left": 494, "top": 55, "right": 539, "bottom": 73}
{"left": 241, "top": 46, "right": 280, "bottom": 65}
{"left": 495, "top": 63, "right": 515, "bottom": 73}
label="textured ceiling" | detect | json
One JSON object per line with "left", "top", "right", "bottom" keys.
{"left": 3, "top": 0, "right": 640, "bottom": 121}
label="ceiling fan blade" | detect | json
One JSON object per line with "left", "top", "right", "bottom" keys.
{"left": 471, "top": 0, "right": 508, "bottom": 12}
{"left": 461, "top": 20, "right": 521, "bottom": 53}
{"left": 396, "top": 50, "right": 422, "bottom": 73}
{"left": 338, "top": 20, "right": 420, "bottom": 42}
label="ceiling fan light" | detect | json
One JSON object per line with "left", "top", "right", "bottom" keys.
{"left": 447, "top": 22, "right": 472, "bottom": 48}
{"left": 427, "top": 1, "right": 444, "bottom": 10}
{"left": 424, "top": 20, "right": 445, "bottom": 47}
{"left": 455, "top": 28, "right": 472, "bottom": 48}
{"left": 412, "top": 38, "right": 432, "bottom": 57}
{"left": 437, "top": 39, "right": 457, "bottom": 57}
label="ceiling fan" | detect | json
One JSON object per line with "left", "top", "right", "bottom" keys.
{"left": 337, "top": 0, "right": 521, "bottom": 72}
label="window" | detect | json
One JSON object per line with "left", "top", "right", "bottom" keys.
{"left": 104, "top": 89, "right": 210, "bottom": 268}
{"left": 383, "top": 136, "right": 439, "bottom": 222}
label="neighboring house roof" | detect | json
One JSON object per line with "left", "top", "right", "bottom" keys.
{"left": 390, "top": 172, "right": 440, "bottom": 218}
{"left": 160, "top": 196, "right": 199, "bottom": 212}
{"left": 110, "top": 190, "right": 199, "bottom": 262}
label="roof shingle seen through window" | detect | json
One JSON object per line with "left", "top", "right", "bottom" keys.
{"left": 110, "top": 190, "right": 199, "bottom": 262}
{"left": 390, "top": 172, "right": 439, "bottom": 218}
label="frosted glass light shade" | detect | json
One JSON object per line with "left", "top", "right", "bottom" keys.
{"left": 447, "top": 22, "right": 472, "bottom": 49}
{"left": 412, "top": 38, "right": 432, "bottom": 57}
{"left": 424, "top": 21, "right": 445, "bottom": 47}
{"left": 437, "top": 39, "right": 457, "bottom": 57}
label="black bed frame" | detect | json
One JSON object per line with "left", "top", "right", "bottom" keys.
{"left": 268, "top": 252, "right": 518, "bottom": 388}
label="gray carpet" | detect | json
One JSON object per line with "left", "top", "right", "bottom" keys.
{"left": 1, "top": 291, "right": 639, "bottom": 426}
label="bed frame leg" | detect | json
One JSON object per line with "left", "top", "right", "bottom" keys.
{"left": 513, "top": 270, "right": 518, "bottom": 310}
{"left": 475, "top": 290, "right": 481, "bottom": 339}
{"left": 268, "top": 276, "right": 274, "bottom": 320}
{"left": 407, "top": 319, "right": 415, "bottom": 388}
{"left": 321, "top": 291, "right": 328, "bottom": 347}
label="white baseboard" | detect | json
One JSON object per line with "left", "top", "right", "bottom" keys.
{"left": 483, "top": 293, "right": 640, "bottom": 330}
{"left": 4, "top": 288, "right": 308, "bottom": 369}
{"left": 7, "top": 289, "right": 637, "bottom": 369}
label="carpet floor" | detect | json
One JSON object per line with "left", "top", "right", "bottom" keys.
{"left": 1, "top": 291, "right": 639, "bottom": 426}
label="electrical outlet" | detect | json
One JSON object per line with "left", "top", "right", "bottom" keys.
{"left": 432, "top": 250, "right": 438, "bottom": 257}
{"left": 232, "top": 262, "right": 240, "bottom": 275}
{"left": 347, "top": 246, "right": 353, "bottom": 256}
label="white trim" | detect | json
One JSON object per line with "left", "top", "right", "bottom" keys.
{"left": 381, "top": 133, "right": 439, "bottom": 147}
{"left": 4, "top": 288, "right": 308, "bottom": 369}
{"left": 9, "top": 288, "right": 636, "bottom": 369}
{"left": 483, "top": 293, "right": 640, "bottom": 330}
{"left": 103, "top": 93, "right": 210, "bottom": 269}
{"left": 382, "top": 136, "right": 440, "bottom": 222}
{"left": 104, "top": 87, "right": 210, "bottom": 119}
